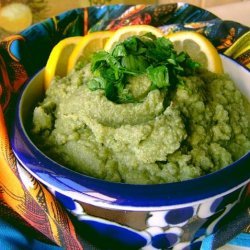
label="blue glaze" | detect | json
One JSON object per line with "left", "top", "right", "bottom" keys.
{"left": 210, "top": 197, "right": 224, "bottom": 214}
{"left": 164, "top": 207, "right": 194, "bottom": 224}
{"left": 183, "top": 241, "right": 202, "bottom": 250}
{"left": 152, "top": 232, "right": 179, "bottom": 249}
{"left": 77, "top": 219, "right": 148, "bottom": 249}
{"left": 54, "top": 191, "right": 76, "bottom": 211}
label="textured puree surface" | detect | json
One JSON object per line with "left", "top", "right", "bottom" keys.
{"left": 31, "top": 64, "right": 250, "bottom": 184}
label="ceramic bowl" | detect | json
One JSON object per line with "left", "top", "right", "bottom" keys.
{"left": 11, "top": 48, "right": 250, "bottom": 249}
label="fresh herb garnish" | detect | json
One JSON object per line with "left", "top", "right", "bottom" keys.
{"left": 88, "top": 33, "right": 200, "bottom": 103}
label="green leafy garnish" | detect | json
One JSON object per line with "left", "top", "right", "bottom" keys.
{"left": 88, "top": 33, "right": 200, "bottom": 103}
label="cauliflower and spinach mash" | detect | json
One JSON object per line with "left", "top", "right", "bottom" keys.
{"left": 31, "top": 34, "right": 250, "bottom": 184}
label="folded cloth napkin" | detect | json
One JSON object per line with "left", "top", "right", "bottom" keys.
{"left": 0, "top": 4, "right": 249, "bottom": 250}
{"left": 202, "top": 233, "right": 250, "bottom": 250}
{"left": 0, "top": 215, "right": 100, "bottom": 250}
{"left": 0, "top": 217, "right": 62, "bottom": 250}
{"left": 201, "top": 200, "right": 250, "bottom": 250}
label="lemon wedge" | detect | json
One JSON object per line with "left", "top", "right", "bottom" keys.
{"left": 0, "top": 3, "right": 32, "bottom": 33}
{"left": 67, "top": 31, "right": 114, "bottom": 74}
{"left": 166, "top": 31, "right": 223, "bottom": 73}
{"left": 44, "top": 36, "right": 82, "bottom": 89}
{"left": 104, "top": 25, "right": 163, "bottom": 52}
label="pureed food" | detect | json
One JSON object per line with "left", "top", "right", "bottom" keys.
{"left": 31, "top": 33, "right": 250, "bottom": 184}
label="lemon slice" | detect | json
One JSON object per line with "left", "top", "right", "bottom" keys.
{"left": 67, "top": 31, "right": 114, "bottom": 73}
{"left": 0, "top": 3, "right": 32, "bottom": 33}
{"left": 166, "top": 31, "right": 223, "bottom": 73}
{"left": 44, "top": 36, "right": 82, "bottom": 89}
{"left": 104, "top": 25, "right": 164, "bottom": 52}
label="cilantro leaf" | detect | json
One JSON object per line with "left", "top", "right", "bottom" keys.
{"left": 121, "top": 55, "right": 148, "bottom": 73}
{"left": 147, "top": 65, "right": 169, "bottom": 89}
{"left": 88, "top": 33, "right": 200, "bottom": 103}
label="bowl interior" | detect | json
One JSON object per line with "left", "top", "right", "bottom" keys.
{"left": 221, "top": 56, "right": 250, "bottom": 101}
{"left": 21, "top": 69, "right": 45, "bottom": 131}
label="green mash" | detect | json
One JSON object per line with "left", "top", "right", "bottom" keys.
{"left": 31, "top": 34, "right": 250, "bottom": 184}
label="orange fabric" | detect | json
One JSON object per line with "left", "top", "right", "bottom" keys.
{"left": 0, "top": 37, "right": 83, "bottom": 249}
{"left": 0, "top": 104, "right": 83, "bottom": 249}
